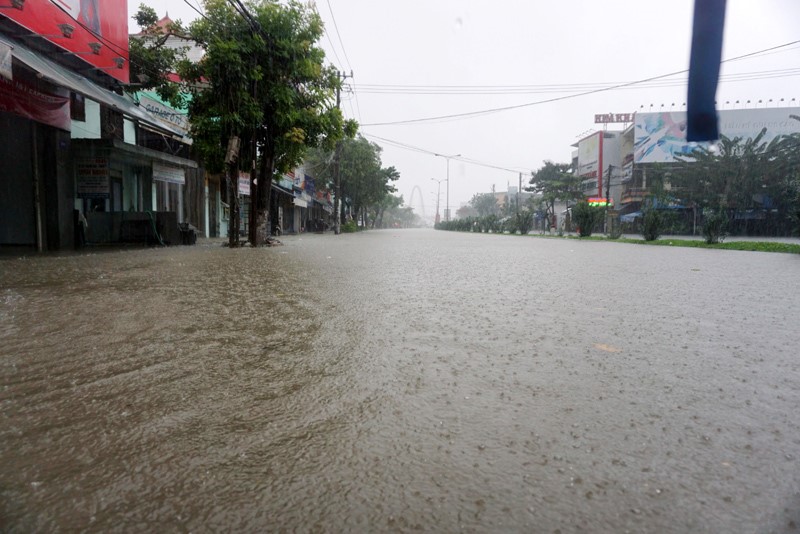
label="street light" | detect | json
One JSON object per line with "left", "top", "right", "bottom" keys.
{"left": 435, "top": 153, "right": 460, "bottom": 222}
{"left": 431, "top": 178, "right": 445, "bottom": 224}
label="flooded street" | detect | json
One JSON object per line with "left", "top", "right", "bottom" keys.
{"left": 2, "top": 229, "right": 799, "bottom": 532}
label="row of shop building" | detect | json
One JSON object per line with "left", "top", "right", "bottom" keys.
{"left": 1, "top": 11, "right": 336, "bottom": 251}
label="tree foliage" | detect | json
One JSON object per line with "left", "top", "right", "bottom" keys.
{"left": 305, "top": 136, "right": 399, "bottom": 228}
{"left": 128, "top": 4, "right": 187, "bottom": 107}
{"left": 527, "top": 161, "right": 583, "bottom": 221}
{"left": 180, "top": 0, "right": 356, "bottom": 245}
{"left": 667, "top": 126, "right": 800, "bottom": 235}
{"left": 469, "top": 193, "right": 499, "bottom": 217}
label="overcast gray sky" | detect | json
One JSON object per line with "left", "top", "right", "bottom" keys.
{"left": 133, "top": 0, "right": 800, "bottom": 218}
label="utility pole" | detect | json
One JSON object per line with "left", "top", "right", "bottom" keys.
{"left": 517, "top": 172, "right": 522, "bottom": 219}
{"left": 248, "top": 51, "right": 259, "bottom": 245}
{"left": 225, "top": 136, "right": 241, "bottom": 247}
{"left": 605, "top": 164, "right": 613, "bottom": 234}
{"left": 431, "top": 178, "right": 444, "bottom": 225}
{"left": 333, "top": 70, "right": 353, "bottom": 235}
{"left": 435, "top": 153, "right": 460, "bottom": 222}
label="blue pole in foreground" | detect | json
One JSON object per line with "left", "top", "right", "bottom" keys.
{"left": 686, "top": 0, "right": 727, "bottom": 142}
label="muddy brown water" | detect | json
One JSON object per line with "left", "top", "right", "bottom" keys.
{"left": 2, "top": 230, "right": 799, "bottom": 532}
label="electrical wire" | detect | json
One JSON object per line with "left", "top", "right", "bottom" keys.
{"left": 324, "top": 0, "right": 353, "bottom": 72}
{"left": 181, "top": 0, "right": 212, "bottom": 23}
{"left": 363, "top": 133, "right": 529, "bottom": 174}
{"left": 356, "top": 68, "right": 800, "bottom": 95}
{"left": 319, "top": 0, "right": 362, "bottom": 123}
{"left": 362, "top": 39, "right": 800, "bottom": 127}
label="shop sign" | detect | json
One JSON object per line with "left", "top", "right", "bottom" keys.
{"left": 587, "top": 197, "right": 613, "bottom": 207}
{"left": 595, "top": 113, "right": 634, "bottom": 124}
{"left": 76, "top": 158, "right": 109, "bottom": 198}
{"left": 139, "top": 95, "right": 190, "bottom": 138}
{"left": 238, "top": 171, "right": 250, "bottom": 196}
{"left": 153, "top": 162, "right": 185, "bottom": 185}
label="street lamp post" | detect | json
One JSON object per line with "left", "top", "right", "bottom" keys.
{"left": 431, "top": 178, "right": 445, "bottom": 224}
{"left": 435, "top": 153, "right": 460, "bottom": 222}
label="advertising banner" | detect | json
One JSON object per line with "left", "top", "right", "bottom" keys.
{"left": 634, "top": 108, "right": 800, "bottom": 163}
{"left": 238, "top": 171, "right": 250, "bottom": 196}
{"left": 76, "top": 158, "right": 109, "bottom": 198}
{"left": 2, "top": 0, "right": 129, "bottom": 83}
{"left": 577, "top": 132, "right": 600, "bottom": 178}
{"left": 0, "top": 75, "right": 70, "bottom": 130}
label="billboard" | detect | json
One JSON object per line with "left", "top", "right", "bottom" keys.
{"left": 1, "top": 0, "right": 129, "bottom": 83}
{"left": 577, "top": 131, "right": 600, "bottom": 178}
{"left": 634, "top": 108, "right": 800, "bottom": 164}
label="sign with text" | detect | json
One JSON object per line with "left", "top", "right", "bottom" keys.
{"left": 595, "top": 113, "right": 635, "bottom": 124}
{"left": 587, "top": 197, "right": 613, "bottom": 207}
{"left": 76, "top": 158, "right": 109, "bottom": 198}
{"left": 238, "top": 171, "right": 250, "bottom": 196}
{"left": 0, "top": 75, "right": 70, "bottom": 130}
{"left": 138, "top": 95, "right": 190, "bottom": 139}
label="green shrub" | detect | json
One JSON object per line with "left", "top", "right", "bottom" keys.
{"left": 641, "top": 209, "right": 663, "bottom": 241}
{"left": 515, "top": 211, "right": 534, "bottom": 234}
{"left": 341, "top": 220, "right": 358, "bottom": 233}
{"left": 702, "top": 210, "right": 728, "bottom": 244}
{"left": 571, "top": 201, "right": 603, "bottom": 237}
{"left": 608, "top": 217, "right": 622, "bottom": 239}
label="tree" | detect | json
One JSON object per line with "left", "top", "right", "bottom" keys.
{"left": 456, "top": 204, "right": 478, "bottom": 219}
{"left": 527, "top": 161, "right": 583, "bottom": 224}
{"left": 670, "top": 127, "right": 800, "bottom": 235}
{"left": 128, "top": 5, "right": 187, "bottom": 107}
{"left": 469, "top": 193, "right": 499, "bottom": 217}
{"left": 181, "top": 0, "right": 355, "bottom": 246}
{"left": 306, "top": 136, "right": 399, "bottom": 228}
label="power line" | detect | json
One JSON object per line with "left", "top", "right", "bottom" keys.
{"left": 363, "top": 133, "right": 527, "bottom": 174}
{"left": 356, "top": 68, "right": 800, "bottom": 95}
{"left": 362, "top": 39, "right": 800, "bottom": 127}
{"left": 324, "top": 0, "right": 353, "bottom": 72}
{"left": 320, "top": 0, "right": 362, "bottom": 124}
{"left": 182, "top": 0, "right": 211, "bottom": 23}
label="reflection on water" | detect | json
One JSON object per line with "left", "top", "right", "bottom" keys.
{"left": 2, "top": 231, "right": 799, "bottom": 532}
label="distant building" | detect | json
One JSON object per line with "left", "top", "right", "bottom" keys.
{"left": 618, "top": 107, "right": 800, "bottom": 224}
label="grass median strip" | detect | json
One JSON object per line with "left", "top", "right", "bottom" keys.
{"left": 516, "top": 234, "right": 800, "bottom": 253}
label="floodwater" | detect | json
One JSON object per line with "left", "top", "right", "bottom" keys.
{"left": 2, "top": 229, "right": 799, "bottom": 532}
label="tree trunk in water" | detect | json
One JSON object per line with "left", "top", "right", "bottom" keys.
{"left": 251, "top": 151, "right": 273, "bottom": 246}
{"left": 248, "top": 169, "right": 257, "bottom": 246}
{"left": 228, "top": 163, "right": 240, "bottom": 247}
{"left": 333, "top": 142, "right": 341, "bottom": 234}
